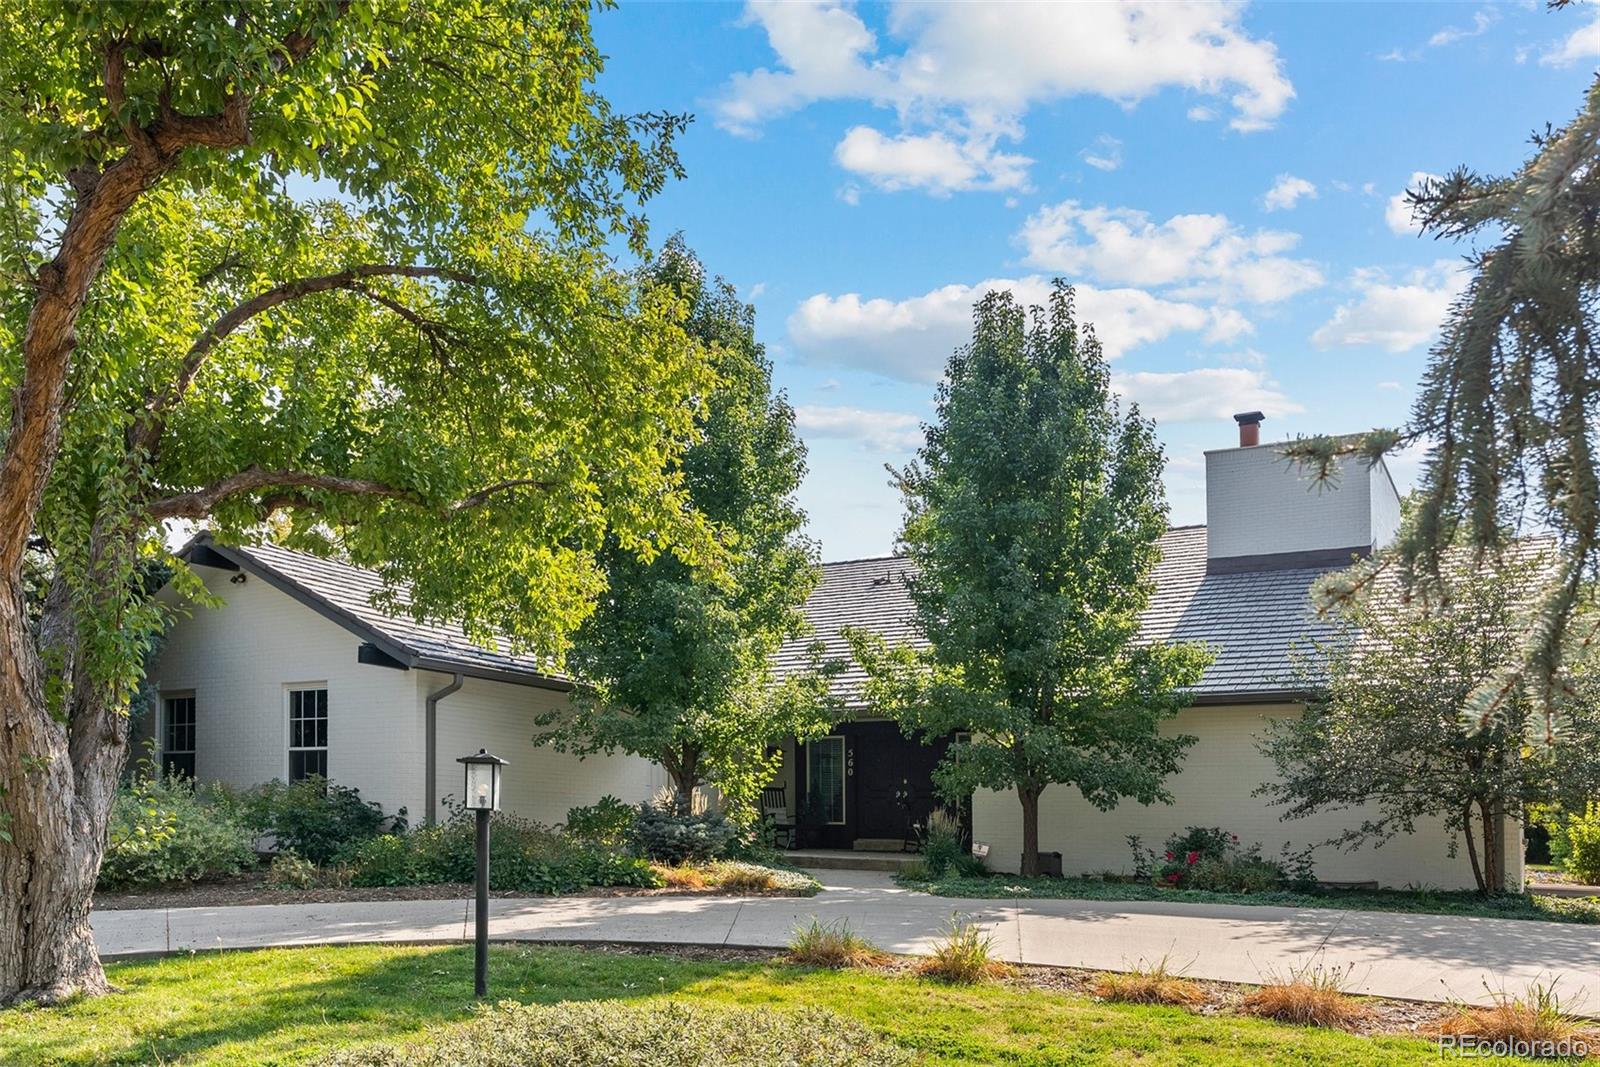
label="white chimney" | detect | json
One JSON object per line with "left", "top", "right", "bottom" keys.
{"left": 1205, "top": 416, "right": 1400, "bottom": 574}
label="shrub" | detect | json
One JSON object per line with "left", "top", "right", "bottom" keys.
{"left": 654, "top": 864, "right": 708, "bottom": 890}
{"left": 316, "top": 1000, "right": 913, "bottom": 1067}
{"left": 919, "top": 809, "right": 965, "bottom": 876}
{"left": 1240, "top": 962, "right": 1368, "bottom": 1029}
{"left": 343, "top": 835, "right": 420, "bottom": 888}
{"left": 787, "top": 919, "right": 887, "bottom": 968}
{"left": 628, "top": 801, "right": 738, "bottom": 864}
{"left": 98, "top": 774, "right": 257, "bottom": 891}
{"left": 1435, "top": 979, "right": 1583, "bottom": 1051}
{"left": 1092, "top": 956, "right": 1207, "bottom": 1007}
{"left": 1131, "top": 826, "right": 1312, "bottom": 892}
{"left": 405, "top": 808, "right": 659, "bottom": 893}
{"left": 916, "top": 914, "right": 1010, "bottom": 984}
{"left": 1563, "top": 803, "right": 1600, "bottom": 885}
{"left": 245, "top": 778, "right": 399, "bottom": 865}
{"left": 266, "top": 851, "right": 319, "bottom": 890}
{"left": 564, "top": 796, "right": 636, "bottom": 847}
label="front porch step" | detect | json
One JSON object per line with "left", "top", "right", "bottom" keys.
{"left": 785, "top": 848, "right": 919, "bottom": 872}
{"left": 852, "top": 838, "right": 910, "bottom": 852}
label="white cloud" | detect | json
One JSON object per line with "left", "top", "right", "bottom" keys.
{"left": 1385, "top": 171, "right": 1442, "bottom": 235}
{"left": 746, "top": 282, "right": 767, "bottom": 300}
{"left": 834, "top": 126, "right": 1031, "bottom": 195}
{"left": 715, "top": 1, "right": 1294, "bottom": 193}
{"left": 787, "top": 276, "right": 1253, "bottom": 384}
{"left": 794, "top": 404, "right": 925, "bottom": 452}
{"left": 1310, "top": 262, "right": 1468, "bottom": 353}
{"left": 1262, "top": 174, "right": 1317, "bottom": 212}
{"left": 1111, "top": 367, "right": 1302, "bottom": 423}
{"left": 1017, "top": 201, "right": 1323, "bottom": 304}
{"left": 1427, "top": 8, "right": 1498, "bottom": 49}
{"left": 1542, "top": 9, "right": 1600, "bottom": 65}
{"left": 1186, "top": 105, "right": 1218, "bottom": 122}
{"left": 1080, "top": 134, "right": 1123, "bottom": 172}
{"left": 1377, "top": 380, "right": 1403, "bottom": 390}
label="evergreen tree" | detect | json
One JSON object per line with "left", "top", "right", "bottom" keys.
{"left": 1287, "top": 9, "right": 1600, "bottom": 740}
{"left": 850, "top": 284, "right": 1210, "bottom": 877}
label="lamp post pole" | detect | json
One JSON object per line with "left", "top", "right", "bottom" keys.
{"left": 457, "top": 748, "right": 507, "bottom": 1001}
{"left": 474, "top": 804, "right": 490, "bottom": 998}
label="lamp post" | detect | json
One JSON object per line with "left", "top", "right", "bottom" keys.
{"left": 457, "top": 748, "right": 507, "bottom": 998}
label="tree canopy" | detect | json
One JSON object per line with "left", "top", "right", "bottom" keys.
{"left": 0, "top": 0, "right": 705, "bottom": 1005}
{"left": 850, "top": 283, "right": 1210, "bottom": 877}
{"left": 1258, "top": 547, "right": 1600, "bottom": 893}
{"left": 537, "top": 239, "right": 839, "bottom": 817}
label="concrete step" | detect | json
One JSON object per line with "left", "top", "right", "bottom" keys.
{"left": 785, "top": 848, "right": 919, "bottom": 872}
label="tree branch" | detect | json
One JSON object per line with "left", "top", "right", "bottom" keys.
{"left": 145, "top": 466, "right": 553, "bottom": 521}
{"left": 131, "top": 265, "right": 480, "bottom": 455}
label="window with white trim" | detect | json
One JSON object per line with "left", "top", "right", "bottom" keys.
{"left": 162, "top": 695, "right": 196, "bottom": 780}
{"left": 288, "top": 687, "right": 329, "bottom": 781}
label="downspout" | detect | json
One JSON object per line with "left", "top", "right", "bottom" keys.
{"left": 424, "top": 672, "right": 465, "bottom": 826}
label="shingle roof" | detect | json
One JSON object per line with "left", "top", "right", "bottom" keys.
{"left": 184, "top": 537, "right": 569, "bottom": 689}
{"left": 773, "top": 525, "right": 1339, "bottom": 708}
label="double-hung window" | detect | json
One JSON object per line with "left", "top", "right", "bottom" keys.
{"left": 288, "top": 687, "right": 329, "bottom": 781}
{"left": 161, "top": 695, "right": 196, "bottom": 780}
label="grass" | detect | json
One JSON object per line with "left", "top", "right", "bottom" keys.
{"left": 0, "top": 942, "right": 1550, "bottom": 1066}
{"left": 1092, "top": 955, "right": 1208, "bottom": 1007}
{"left": 787, "top": 919, "right": 889, "bottom": 968}
{"left": 900, "top": 871, "right": 1600, "bottom": 924}
{"left": 915, "top": 915, "right": 1011, "bottom": 984}
{"left": 1436, "top": 979, "right": 1586, "bottom": 1050}
{"left": 1240, "top": 963, "right": 1370, "bottom": 1030}
{"left": 648, "top": 860, "right": 820, "bottom": 896}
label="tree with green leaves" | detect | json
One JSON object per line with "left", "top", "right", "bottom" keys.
{"left": 0, "top": 2, "right": 707, "bottom": 1004}
{"left": 849, "top": 284, "right": 1211, "bottom": 877}
{"left": 535, "top": 239, "right": 838, "bottom": 819}
{"left": 1285, "top": 2, "right": 1600, "bottom": 741}
{"left": 1258, "top": 549, "right": 1600, "bottom": 894}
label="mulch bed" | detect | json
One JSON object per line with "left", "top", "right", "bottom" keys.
{"left": 93, "top": 873, "right": 811, "bottom": 911}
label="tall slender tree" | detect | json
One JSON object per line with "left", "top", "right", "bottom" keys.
{"left": 850, "top": 284, "right": 1210, "bottom": 877}
{"left": 536, "top": 239, "right": 839, "bottom": 818}
{"left": 0, "top": 2, "right": 706, "bottom": 1004}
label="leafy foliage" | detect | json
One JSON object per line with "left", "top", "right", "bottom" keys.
{"left": 98, "top": 773, "right": 257, "bottom": 891}
{"left": 627, "top": 800, "right": 739, "bottom": 864}
{"left": 1257, "top": 549, "right": 1600, "bottom": 892}
{"left": 0, "top": 0, "right": 708, "bottom": 1000}
{"left": 849, "top": 283, "right": 1209, "bottom": 876}
{"left": 243, "top": 778, "right": 397, "bottom": 866}
{"left": 563, "top": 796, "right": 637, "bottom": 847}
{"left": 315, "top": 1000, "right": 914, "bottom": 1067}
{"left": 538, "top": 239, "right": 837, "bottom": 818}
{"left": 1282, "top": 45, "right": 1600, "bottom": 739}
{"left": 918, "top": 808, "right": 968, "bottom": 877}
{"left": 265, "top": 852, "right": 320, "bottom": 891}
{"left": 1562, "top": 803, "right": 1600, "bottom": 885}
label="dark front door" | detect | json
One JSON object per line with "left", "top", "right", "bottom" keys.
{"left": 796, "top": 721, "right": 963, "bottom": 850}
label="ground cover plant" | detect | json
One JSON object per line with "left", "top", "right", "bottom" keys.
{"left": 898, "top": 870, "right": 1600, "bottom": 925}
{"left": 1, "top": 942, "right": 1547, "bottom": 1067}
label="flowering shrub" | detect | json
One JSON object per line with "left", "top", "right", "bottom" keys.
{"left": 1128, "top": 826, "right": 1313, "bottom": 892}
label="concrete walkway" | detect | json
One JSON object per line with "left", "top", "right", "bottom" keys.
{"left": 92, "top": 869, "right": 1600, "bottom": 1011}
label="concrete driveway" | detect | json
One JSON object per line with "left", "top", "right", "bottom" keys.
{"left": 91, "top": 869, "right": 1600, "bottom": 1011}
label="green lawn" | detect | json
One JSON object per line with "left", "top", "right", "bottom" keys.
{"left": 902, "top": 872, "right": 1600, "bottom": 924}
{"left": 0, "top": 943, "right": 1542, "bottom": 1066}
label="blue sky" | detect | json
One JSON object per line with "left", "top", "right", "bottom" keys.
{"left": 588, "top": 1, "right": 1599, "bottom": 561}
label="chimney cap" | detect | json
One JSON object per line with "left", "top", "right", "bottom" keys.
{"left": 1233, "top": 411, "right": 1265, "bottom": 426}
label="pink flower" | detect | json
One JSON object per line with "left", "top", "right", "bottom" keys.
{"left": 1164, "top": 851, "right": 1174, "bottom": 861}
{"left": 1231, "top": 834, "right": 1239, "bottom": 843}
{"left": 1185, "top": 851, "right": 1200, "bottom": 865}
{"left": 1165, "top": 872, "right": 1180, "bottom": 883}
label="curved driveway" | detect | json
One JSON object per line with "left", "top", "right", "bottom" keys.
{"left": 91, "top": 869, "right": 1600, "bottom": 1012}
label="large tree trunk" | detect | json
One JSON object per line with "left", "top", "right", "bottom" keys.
{"left": 1018, "top": 786, "right": 1041, "bottom": 878}
{"left": 0, "top": 585, "right": 127, "bottom": 1005}
{"left": 663, "top": 744, "right": 701, "bottom": 815}
{"left": 1479, "top": 799, "right": 1503, "bottom": 894}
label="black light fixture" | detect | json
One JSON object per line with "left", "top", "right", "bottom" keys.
{"left": 456, "top": 748, "right": 507, "bottom": 997}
